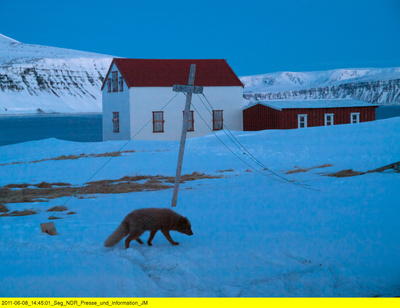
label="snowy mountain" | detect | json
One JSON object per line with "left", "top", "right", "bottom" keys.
{"left": 2, "top": 32, "right": 400, "bottom": 114}
{"left": 0, "top": 34, "right": 113, "bottom": 114}
{"left": 241, "top": 68, "right": 400, "bottom": 106}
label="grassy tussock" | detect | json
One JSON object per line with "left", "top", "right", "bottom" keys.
{"left": 47, "top": 206, "right": 68, "bottom": 212}
{"left": 0, "top": 150, "right": 137, "bottom": 166}
{"left": 0, "top": 172, "right": 222, "bottom": 205}
{"left": 0, "top": 202, "right": 9, "bottom": 213}
{"left": 286, "top": 164, "right": 333, "bottom": 174}
{"left": 0, "top": 209, "right": 37, "bottom": 217}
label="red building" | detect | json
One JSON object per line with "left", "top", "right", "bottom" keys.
{"left": 243, "top": 99, "right": 378, "bottom": 131}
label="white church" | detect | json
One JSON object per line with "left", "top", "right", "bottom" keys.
{"left": 101, "top": 59, "right": 244, "bottom": 141}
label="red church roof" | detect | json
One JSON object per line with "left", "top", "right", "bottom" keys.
{"left": 101, "top": 59, "right": 244, "bottom": 90}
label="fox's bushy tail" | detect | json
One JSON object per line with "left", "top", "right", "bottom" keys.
{"left": 104, "top": 220, "right": 129, "bottom": 247}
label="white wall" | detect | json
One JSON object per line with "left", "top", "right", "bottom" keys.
{"left": 128, "top": 86, "right": 243, "bottom": 141}
{"left": 102, "top": 63, "right": 130, "bottom": 141}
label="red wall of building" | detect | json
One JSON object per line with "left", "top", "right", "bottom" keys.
{"left": 243, "top": 104, "right": 377, "bottom": 130}
{"left": 281, "top": 106, "right": 376, "bottom": 129}
{"left": 243, "top": 104, "right": 282, "bottom": 130}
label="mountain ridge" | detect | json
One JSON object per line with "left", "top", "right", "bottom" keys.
{"left": 241, "top": 68, "right": 400, "bottom": 106}
{"left": 1, "top": 34, "right": 400, "bottom": 114}
{"left": 0, "top": 34, "right": 113, "bottom": 114}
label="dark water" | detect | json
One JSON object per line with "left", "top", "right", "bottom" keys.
{"left": 0, "top": 113, "right": 102, "bottom": 146}
{"left": 0, "top": 106, "right": 399, "bottom": 147}
{"left": 375, "top": 105, "right": 400, "bottom": 120}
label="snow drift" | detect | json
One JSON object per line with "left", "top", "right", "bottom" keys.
{"left": 0, "top": 117, "right": 399, "bottom": 296}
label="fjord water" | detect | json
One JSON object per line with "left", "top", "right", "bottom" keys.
{"left": 0, "top": 113, "right": 102, "bottom": 146}
{"left": 0, "top": 106, "right": 399, "bottom": 146}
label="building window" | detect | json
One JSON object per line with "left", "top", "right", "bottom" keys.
{"left": 324, "top": 113, "right": 334, "bottom": 126}
{"left": 183, "top": 110, "right": 194, "bottom": 132}
{"left": 298, "top": 114, "right": 308, "bottom": 128}
{"left": 213, "top": 110, "right": 223, "bottom": 131}
{"left": 351, "top": 113, "right": 360, "bottom": 124}
{"left": 107, "top": 78, "right": 111, "bottom": 92}
{"left": 112, "top": 71, "right": 118, "bottom": 92}
{"left": 153, "top": 111, "right": 164, "bottom": 133}
{"left": 112, "top": 112, "right": 119, "bottom": 133}
{"left": 119, "top": 77, "right": 123, "bottom": 92}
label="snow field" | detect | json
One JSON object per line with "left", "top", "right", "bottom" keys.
{"left": 0, "top": 118, "right": 399, "bottom": 296}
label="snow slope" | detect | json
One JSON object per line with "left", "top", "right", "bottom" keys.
{"left": 0, "top": 118, "right": 399, "bottom": 297}
{"left": 241, "top": 68, "right": 400, "bottom": 106}
{"left": 0, "top": 34, "right": 113, "bottom": 114}
{"left": 0, "top": 34, "right": 19, "bottom": 44}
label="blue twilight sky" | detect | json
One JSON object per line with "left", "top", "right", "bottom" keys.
{"left": 1, "top": 0, "right": 400, "bottom": 76}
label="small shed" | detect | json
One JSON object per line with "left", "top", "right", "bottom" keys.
{"left": 243, "top": 99, "right": 378, "bottom": 130}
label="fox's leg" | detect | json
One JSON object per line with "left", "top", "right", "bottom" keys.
{"left": 125, "top": 229, "right": 145, "bottom": 249}
{"left": 136, "top": 238, "right": 144, "bottom": 244}
{"left": 161, "top": 229, "right": 179, "bottom": 246}
{"left": 147, "top": 230, "right": 158, "bottom": 246}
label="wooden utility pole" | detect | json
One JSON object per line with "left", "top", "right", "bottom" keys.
{"left": 171, "top": 64, "right": 203, "bottom": 207}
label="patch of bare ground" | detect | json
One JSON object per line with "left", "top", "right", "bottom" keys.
{"left": 216, "top": 169, "right": 235, "bottom": 173}
{"left": 326, "top": 161, "right": 400, "bottom": 178}
{"left": 47, "top": 206, "right": 68, "bottom": 212}
{"left": 286, "top": 164, "right": 333, "bottom": 174}
{"left": 4, "top": 182, "right": 71, "bottom": 189}
{"left": 0, "top": 202, "right": 9, "bottom": 213}
{"left": 164, "top": 172, "right": 223, "bottom": 183}
{"left": 4, "top": 183, "right": 31, "bottom": 189}
{"left": 0, "top": 161, "right": 24, "bottom": 167}
{"left": 48, "top": 154, "right": 86, "bottom": 161}
{"left": 36, "top": 182, "right": 69, "bottom": 189}
{"left": 0, "top": 150, "right": 137, "bottom": 167}
{"left": 0, "top": 172, "right": 222, "bottom": 205}
{"left": 0, "top": 209, "right": 37, "bottom": 217}
{"left": 327, "top": 169, "right": 365, "bottom": 177}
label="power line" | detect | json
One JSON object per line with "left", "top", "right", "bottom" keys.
{"left": 195, "top": 93, "right": 320, "bottom": 191}
{"left": 48, "top": 92, "right": 181, "bottom": 218}
{"left": 199, "top": 94, "right": 285, "bottom": 177}
{"left": 190, "top": 102, "right": 286, "bottom": 182}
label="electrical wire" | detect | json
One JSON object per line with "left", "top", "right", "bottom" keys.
{"left": 195, "top": 93, "right": 320, "bottom": 191}
{"left": 48, "top": 92, "right": 181, "bottom": 218}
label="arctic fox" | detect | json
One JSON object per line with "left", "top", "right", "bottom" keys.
{"left": 104, "top": 208, "right": 193, "bottom": 249}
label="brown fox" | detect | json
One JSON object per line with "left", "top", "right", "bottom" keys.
{"left": 104, "top": 208, "right": 193, "bottom": 249}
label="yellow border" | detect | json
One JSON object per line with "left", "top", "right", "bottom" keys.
{"left": 0, "top": 298, "right": 399, "bottom": 308}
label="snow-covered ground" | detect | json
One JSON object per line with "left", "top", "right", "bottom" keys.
{"left": 0, "top": 118, "right": 399, "bottom": 297}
